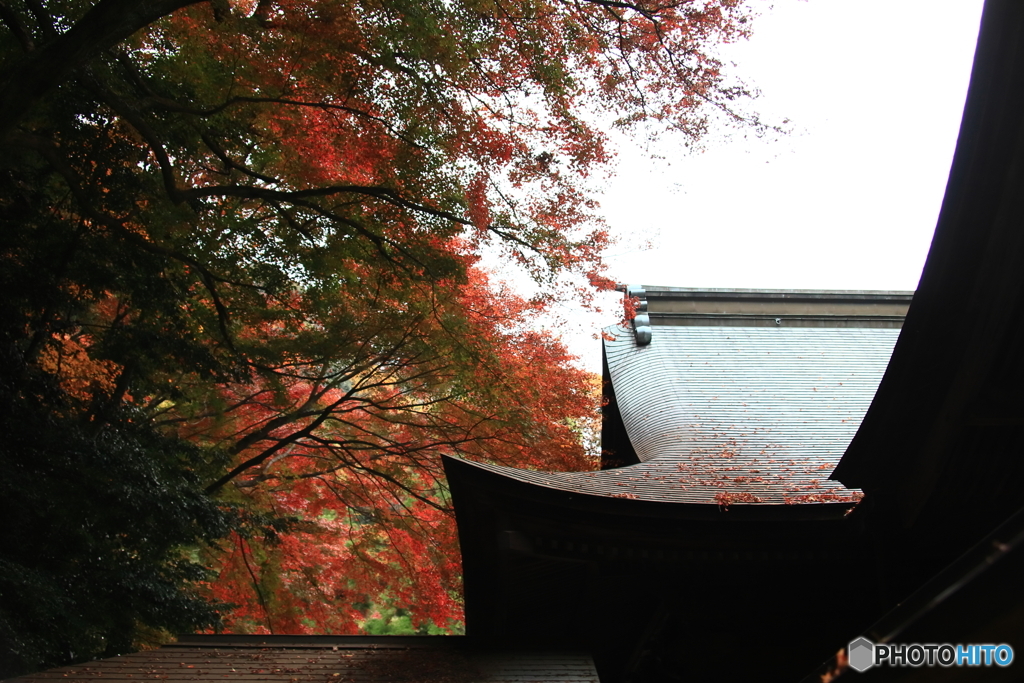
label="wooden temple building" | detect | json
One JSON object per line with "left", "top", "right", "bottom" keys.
{"left": 446, "top": 0, "right": 1024, "bottom": 677}
{"left": 444, "top": 287, "right": 910, "bottom": 682}
{"left": 9, "top": 0, "right": 1024, "bottom": 681}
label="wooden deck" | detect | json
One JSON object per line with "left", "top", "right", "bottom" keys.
{"left": 6, "top": 637, "right": 600, "bottom": 683}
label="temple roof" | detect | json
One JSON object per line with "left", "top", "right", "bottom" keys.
{"left": 447, "top": 2, "right": 1024, "bottom": 677}
{"left": 455, "top": 289, "right": 907, "bottom": 507}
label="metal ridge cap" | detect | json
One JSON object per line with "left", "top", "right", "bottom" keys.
{"left": 637, "top": 287, "right": 915, "bottom": 301}
{"left": 646, "top": 313, "right": 906, "bottom": 328}
{"left": 648, "top": 312, "right": 908, "bottom": 320}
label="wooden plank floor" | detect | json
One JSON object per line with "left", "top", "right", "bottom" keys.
{"left": 6, "top": 645, "right": 600, "bottom": 683}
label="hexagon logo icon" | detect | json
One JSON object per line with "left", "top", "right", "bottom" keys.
{"left": 848, "top": 637, "right": 875, "bottom": 672}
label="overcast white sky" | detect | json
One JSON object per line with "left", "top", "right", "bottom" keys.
{"left": 551, "top": 0, "right": 987, "bottom": 371}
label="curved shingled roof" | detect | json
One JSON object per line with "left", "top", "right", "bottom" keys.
{"left": 458, "top": 321, "right": 899, "bottom": 506}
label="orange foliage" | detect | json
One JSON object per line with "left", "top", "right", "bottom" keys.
{"left": 0, "top": 0, "right": 763, "bottom": 639}
{"left": 168, "top": 265, "right": 598, "bottom": 633}
{"left": 37, "top": 334, "right": 120, "bottom": 403}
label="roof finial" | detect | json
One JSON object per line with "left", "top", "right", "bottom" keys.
{"left": 625, "top": 285, "right": 652, "bottom": 346}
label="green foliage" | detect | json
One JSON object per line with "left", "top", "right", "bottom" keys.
{"left": 360, "top": 605, "right": 459, "bottom": 636}
{"left": 0, "top": 348, "right": 236, "bottom": 678}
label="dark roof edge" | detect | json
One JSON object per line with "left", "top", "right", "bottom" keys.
{"left": 831, "top": 0, "right": 1024, "bottom": 498}
{"left": 170, "top": 635, "right": 468, "bottom": 649}
{"left": 168, "top": 634, "right": 584, "bottom": 652}
{"left": 443, "top": 455, "right": 856, "bottom": 523}
{"left": 798, "top": 503, "right": 1024, "bottom": 683}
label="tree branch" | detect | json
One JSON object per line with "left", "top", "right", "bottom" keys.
{"left": 0, "top": 1, "right": 35, "bottom": 51}
{"left": 0, "top": 0, "right": 207, "bottom": 139}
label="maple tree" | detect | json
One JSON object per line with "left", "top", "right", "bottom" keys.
{"left": 0, "top": 0, "right": 762, "bottom": 674}
{"left": 175, "top": 270, "right": 597, "bottom": 635}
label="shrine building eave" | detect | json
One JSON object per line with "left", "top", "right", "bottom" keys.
{"left": 443, "top": 453, "right": 876, "bottom": 680}
{"left": 443, "top": 454, "right": 858, "bottom": 523}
